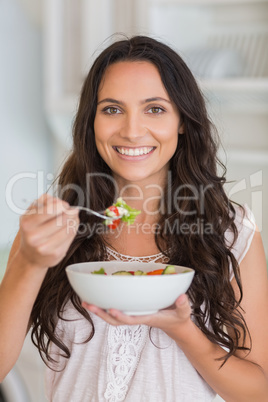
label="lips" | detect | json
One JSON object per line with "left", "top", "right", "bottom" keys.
{"left": 114, "top": 146, "right": 155, "bottom": 156}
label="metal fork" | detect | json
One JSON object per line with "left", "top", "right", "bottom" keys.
{"left": 22, "top": 199, "right": 123, "bottom": 221}
{"left": 74, "top": 206, "right": 124, "bottom": 220}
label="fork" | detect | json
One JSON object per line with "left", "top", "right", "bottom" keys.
{"left": 74, "top": 206, "right": 124, "bottom": 220}
{"left": 22, "top": 199, "right": 123, "bottom": 221}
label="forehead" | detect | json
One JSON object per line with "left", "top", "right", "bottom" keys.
{"left": 98, "top": 61, "right": 169, "bottom": 98}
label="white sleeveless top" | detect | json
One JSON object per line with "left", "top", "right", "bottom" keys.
{"left": 45, "top": 205, "right": 256, "bottom": 402}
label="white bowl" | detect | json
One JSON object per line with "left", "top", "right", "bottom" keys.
{"left": 66, "top": 261, "right": 195, "bottom": 315}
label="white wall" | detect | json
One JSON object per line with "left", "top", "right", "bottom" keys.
{"left": 0, "top": 0, "right": 52, "bottom": 250}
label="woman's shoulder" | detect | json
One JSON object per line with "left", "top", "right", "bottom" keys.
{"left": 225, "top": 203, "right": 256, "bottom": 265}
{"left": 233, "top": 203, "right": 255, "bottom": 230}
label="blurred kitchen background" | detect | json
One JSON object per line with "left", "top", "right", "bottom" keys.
{"left": 0, "top": 0, "right": 267, "bottom": 401}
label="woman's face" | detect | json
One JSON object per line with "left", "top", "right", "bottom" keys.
{"left": 94, "top": 61, "right": 182, "bottom": 185}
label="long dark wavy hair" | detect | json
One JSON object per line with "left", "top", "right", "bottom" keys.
{"left": 30, "top": 35, "right": 250, "bottom": 367}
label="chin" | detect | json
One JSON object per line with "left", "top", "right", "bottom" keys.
{"left": 120, "top": 174, "right": 149, "bottom": 183}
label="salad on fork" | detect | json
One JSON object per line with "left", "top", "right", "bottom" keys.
{"left": 104, "top": 197, "right": 141, "bottom": 229}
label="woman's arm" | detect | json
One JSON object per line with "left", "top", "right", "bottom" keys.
{"left": 0, "top": 235, "right": 49, "bottom": 382}
{"left": 83, "top": 229, "right": 268, "bottom": 401}
{"left": 174, "top": 228, "right": 268, "bottom": 401}
{"left": 0, "top": 195, "right": 79, "bottom": 382}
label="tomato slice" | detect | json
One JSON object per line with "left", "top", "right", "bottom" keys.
{"left": 107, "top": 219, "right": 120, "bottom": 229}
{"left": 147, "top": 269, "right": 164, "bottom": 275}
{"left": 106, "top": 206, "right": 121, "bottom": 229}
{"left": 107, "top": 206, "right": 120, "bottom": 216}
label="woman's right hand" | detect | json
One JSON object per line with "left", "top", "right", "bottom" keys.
{"left": 0, "top": 193, "right": 79, "bottom": 381}
{"left": 18, "top": 194, "right": 80, "bottom": 269}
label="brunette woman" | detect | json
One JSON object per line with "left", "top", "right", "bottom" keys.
{"left": 1, "top": 36, "right": 268, "bottom": 401}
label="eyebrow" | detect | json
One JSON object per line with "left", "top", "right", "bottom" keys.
{"left": 97, "top": 97, "right": 171, "bottom": 105}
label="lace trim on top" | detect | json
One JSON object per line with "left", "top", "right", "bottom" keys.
{"left": 106, "top": 246, "right": 169, "bottom": 263}
{"left": 104, "top": 247, "right": 168, "bottom": 401}
{"left": 104, "top": 325, "right": 149, "bottom": 401}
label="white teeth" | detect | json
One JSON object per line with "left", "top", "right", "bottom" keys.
{"left": 116, "top": 147, "right": 153, "bottom": 156}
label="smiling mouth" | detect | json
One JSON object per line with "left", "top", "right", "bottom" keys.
{"left": 114, "top": 146, "right": 155, "bottom": 156}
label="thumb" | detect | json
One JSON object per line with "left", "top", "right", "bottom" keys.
{"left": 175, "top": 294, "right": 188, "bottom": 306}
{"left": 175, "top": 294, "right": 191, "bottom": 319}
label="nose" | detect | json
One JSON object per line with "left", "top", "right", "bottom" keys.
{"left": 119, "top": 113, "right": 147, "bottom": 141}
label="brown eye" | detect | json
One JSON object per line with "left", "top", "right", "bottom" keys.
{"left": 109, "top": 107, "right": 118, "bottom": 114}
{"left": 147, "top": 107, "right": 165, "bottom": 114}
{"left": 102, "top": 106, "right": 121, "bottom": 115}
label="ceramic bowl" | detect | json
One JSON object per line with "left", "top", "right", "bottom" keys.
{"left": 66, "top": 261, "right": 195, "bottom": 315}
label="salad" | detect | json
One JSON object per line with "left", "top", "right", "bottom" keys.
{"left": 104, "top": 197, "right": 141, "bottom": 229}
{"left": 91, "top": 265, "right": 179, "bottom": 275}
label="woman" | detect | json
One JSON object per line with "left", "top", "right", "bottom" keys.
{"left": 1, "top": 35, "right": 268, "bottom": 401}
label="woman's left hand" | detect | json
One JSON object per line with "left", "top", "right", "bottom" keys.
{"left": 82, "top": 293, "right": 192, "bottom": 339}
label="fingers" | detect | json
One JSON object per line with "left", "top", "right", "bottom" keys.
{"left": 19, "top": 194, "right": 80, "bottom": 268}
{"left": 174, "top": 294, "right": 192, "bottom": 322}
{"left": 175, "top": 294, "right": 188, "bottom": 306}
{"left": 81, "top": 302, "right": 152, "bottom": 326}
{"left": 106, "top": 308, "right": 152, "bottom": 326}
{"left": 82, "top": 303, "right": 122, "bottom": 326}
{"left": 82, "top": 294, "right": 192, "bottom": 330}
{"left": 21, "top": 194, "right": 72, "bottom": 228}
{"left": 22, "top": 207, "right": 78, "bottom": 247}
{"left": 34, "top": 220, "right": 78, "bottom": 255}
